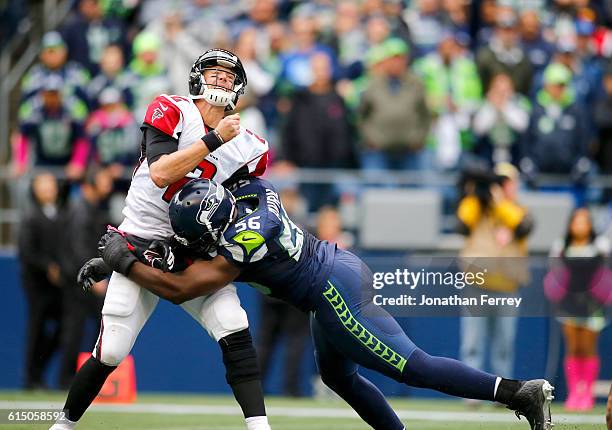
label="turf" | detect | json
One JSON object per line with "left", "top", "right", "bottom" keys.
{"left": 0, "top": 391, "right": 606, "bottom": 429}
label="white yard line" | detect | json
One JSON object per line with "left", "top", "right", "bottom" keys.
{"left": 0, "top": 401, "right": 603, "bottom": 425}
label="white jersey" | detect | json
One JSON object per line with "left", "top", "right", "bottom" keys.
{"left": 120, "top": 94, "right": 269, "bottom": 239}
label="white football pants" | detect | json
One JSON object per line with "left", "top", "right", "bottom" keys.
{"left": 92, "top": 272, "right": 248, "bottom": 366}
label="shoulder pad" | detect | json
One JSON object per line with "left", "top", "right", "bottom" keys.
{"left": 142, "top": 95, "right": 183, "bottom": 138}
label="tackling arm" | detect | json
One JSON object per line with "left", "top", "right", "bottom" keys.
{"left": 127, "top": 256, "right": 241, "bottom": 304}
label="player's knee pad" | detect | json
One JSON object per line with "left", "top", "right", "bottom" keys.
{"left": 219, "top": 328, "right": 261, "bottom": 386}
{"left": 201, "top": 285, "right": 249, "bottom": 341}
{"left": 93, "top": 319, "right": 137, "bottom": 366}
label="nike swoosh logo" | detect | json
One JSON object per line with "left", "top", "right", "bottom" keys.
{"left": 241, "top": 237, "right": 257, "bottom": 242}
{"left": 159, "top": 103, "right": 168, "bottom": 111}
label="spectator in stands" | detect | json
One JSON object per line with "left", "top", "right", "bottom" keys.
{"left": 546, "top": 0, "right": 580, "bottom": 41}
{"left": 0, "top": 0, "right": 26, "bottom": 49}
{"left": 58, "top": 168, "right": 112, "bottom": 389}
{"left": 545, "top": 207, "right": 610, "bottom": 411}
{"left": 521, "top": 63, "right": 592, "bottom": 199}
{"left": 564, "top": 21, "right": 604, "bottom": 109}
{"left": 441, "top": 0, "right": 471, "bottom": 42}
{"left": 87, "top": 44, "right": 136, "bottom": 110}
{"left": 323, "top": 1, "right": 368, "bottom": 80}
{"left": 280, "top": 52, "right": 356, "bottom": 211}
{"left": 256, "top": 185, "right": 311, "bottom": 397}
{"left": 14, "top": 75, "right": 89, "bottom": 181}
{"left": 594, "top": 61, "right": 612, "bottom": 178}
{"left": 475, "top": 0, "right": 498, "bottom": 48}
{"left": 365, "top": 13, "right": 392, "bottom": 49}
{"left": 358, "top": 38, "right": 432, "bottom": 171}
{"left": 254, "top": 21, "right": 289, "bottom": 132}
{"left": 128, "top": 31, "right": 171, "bottom": 122}
{"left": 21, "top": 31, "right": 90, "bottom": 106}
{"left": 316, "top": 205, "right": 353, "bottom": 249}
{"left": 234, "top": 27, "right": 275, "bottom": 99}
{"left": 149, "top": 10, "right": 231, "bottom": 95}
{"left": 231, "top": 0, "right": 280, "bottom": 37}
{"left": 18, "top": 172, "right": 65, "bottom": 390}
{"left": 98, "top": 0, "right": 139, "bottom": 21}
{"left": 380, "top": 0, "right": 412, "bottom": 46}
{"left": 60, "top": 0, "right": 128, "bottom": 75}
{"left": 277, "top": 10, "right": 336, "bottom": 95}
{"left": 473, "top": 73, "right": 530, "bottom": 165}
{"left": 234, "top": 87, "right": 267, "bottom": 138}
{"left": 414, "top": 31, "right": 482, "bottom": 169}
{"left": 85, "top": 87, "right": 139, "bottom": 180}
{"left": 520, "top": 10, "right": 555, "bottom": 75}
{"left": 476, "top": 8, "right": 533, "bottom": 95}
{"left": 403, "top": 0, "right": 446, "bottom": 58}
{"left": 457, "top": 163, "right": 533, "bottom": 401}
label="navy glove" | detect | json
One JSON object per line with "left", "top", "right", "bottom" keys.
{"left": 77, "top": 257, "right": 111, "bottom": 292}
{"left": 98, "top": 227, "right": 139, "bottom": 276}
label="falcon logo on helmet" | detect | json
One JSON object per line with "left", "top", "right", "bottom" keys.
{"left": 189, "top": 48, "right": 247, "bottom": 111}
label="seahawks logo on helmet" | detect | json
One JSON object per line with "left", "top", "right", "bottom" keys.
{"left": 169, "top": 179, "right": 237, "bottom": 254}
{"left": 196, "top": 184, "right": 225, "bottom": 229}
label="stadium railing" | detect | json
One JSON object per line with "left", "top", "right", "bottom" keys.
{"left": 1, "top": 167, "right": 611, "bottom": 252}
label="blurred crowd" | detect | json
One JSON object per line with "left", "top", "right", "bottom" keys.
{"left": 7, "top": 0, "right": 612, "bottom": 213}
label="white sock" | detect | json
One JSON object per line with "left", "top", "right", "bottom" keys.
{"left": 245, "top": 415, "right": 271, "bottom": 430}
{"left": 49, "top": 418, "right": 77, "bottom": 430}
{"left": 493, "top": 376, "right": 502, "bottom": 398}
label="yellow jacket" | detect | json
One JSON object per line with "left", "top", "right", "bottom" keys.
{"left": 457, "top": 195, "right": 532, "bottom": 292}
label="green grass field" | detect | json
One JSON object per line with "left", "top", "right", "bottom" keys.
{"left": 0, "top": 391, "right": 606, "bottom": 429}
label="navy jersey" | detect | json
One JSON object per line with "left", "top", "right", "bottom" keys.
{"left": 213, "top": 178, "right": 336, "bottom": 309}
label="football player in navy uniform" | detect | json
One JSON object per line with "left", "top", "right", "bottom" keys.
{"left": 87, "top": 178, "right": 555, "bottom": 430}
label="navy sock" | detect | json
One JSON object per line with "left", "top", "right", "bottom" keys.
{"left": 322, "top": 371, "right": 404, "bottom": 430}
{"left": 403, "top": 348, "right": 497, "bottom": 401}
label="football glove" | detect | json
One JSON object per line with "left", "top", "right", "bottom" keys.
{"left": 98, "top": 226, "right": 139, "bottom": 276}
{"left": 77, "top": 257, "right": 111, "bottom": 292}
{"left": 142, "top": 240, "right": 175, "bottom": 272}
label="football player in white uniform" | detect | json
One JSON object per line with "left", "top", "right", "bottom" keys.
{"left": 51, "top": 49, "right": 271, "bottom": 430}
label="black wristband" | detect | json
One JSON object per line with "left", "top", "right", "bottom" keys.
{"left": 202, "top": 130, "right": 224, "bottom": 153}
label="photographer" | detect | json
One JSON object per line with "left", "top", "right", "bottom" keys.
{"left": 457, "top": 163, "right": 533, "bottom": 398}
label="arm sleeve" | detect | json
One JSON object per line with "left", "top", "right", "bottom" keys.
{"left": 142, "top": 124, "right": 179, "bottom": 165}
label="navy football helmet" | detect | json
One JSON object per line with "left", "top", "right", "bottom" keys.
{"left": 169, "top": 179, "right": 236, "bottom": 253}
{"left": 188, "top": 48, "right": 247, "bottom": 110}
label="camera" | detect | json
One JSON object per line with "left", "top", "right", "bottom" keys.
{"left": 458, "top": 162, "right": 505, "bottom": 210}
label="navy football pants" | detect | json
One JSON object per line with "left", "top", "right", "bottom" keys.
{"left": 310, "top": 249, "right": 498, "bottom": 429}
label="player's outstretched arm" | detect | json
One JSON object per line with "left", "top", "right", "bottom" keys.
{"left": 97, "top": 228, "right": 240, "bottom": 304}
{"left": 128, "top": 257, "right": 240, "bottom": 304}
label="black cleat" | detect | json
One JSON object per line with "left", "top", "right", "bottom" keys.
{"left": 507, "top": 379, "right": 555, "bottom": 430}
